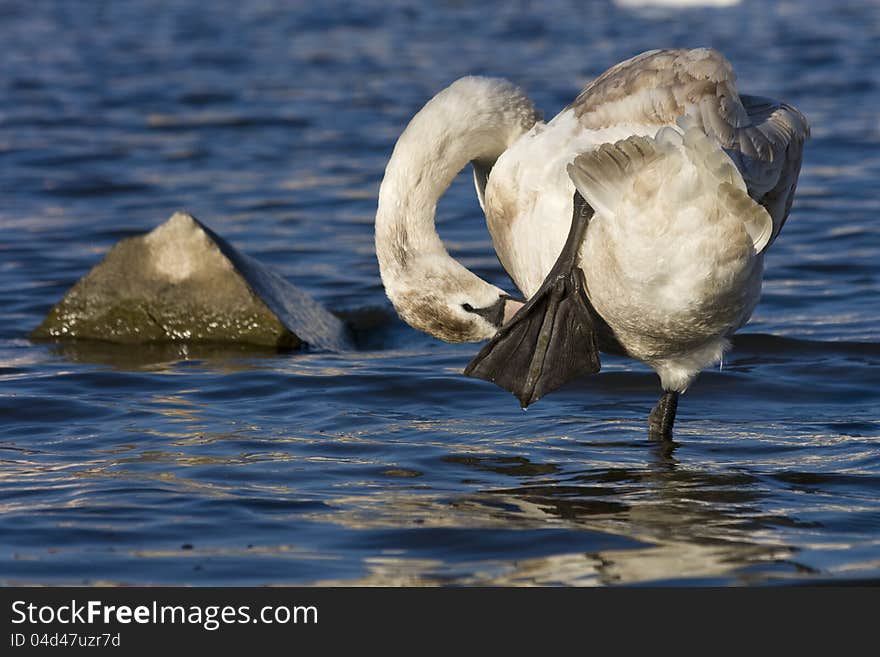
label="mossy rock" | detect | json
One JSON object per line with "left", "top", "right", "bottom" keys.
{"left": 32, "top": 212, "right": 351, "bottom": 351}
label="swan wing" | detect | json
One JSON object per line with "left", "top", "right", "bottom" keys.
{"left": 570, "top": 48, "right": 750, "bottom": 142}
{"left": 568, "top": 130, "right": 774, "bottom": 255}
{"left": 733, "top": 95, "right": 809, "bottom": 245}
{"left": 569, "top": 48, "right": 808, "bottom": 246}
{"left": 566, "top": 135, "right": 662, "bottom": 219}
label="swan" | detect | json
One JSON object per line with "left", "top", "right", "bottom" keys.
{"left": 375, "top": 48, "right": 808, "bottom": 439}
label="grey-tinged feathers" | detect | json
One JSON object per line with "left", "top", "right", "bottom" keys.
{"left": 733, "top": 95, "right": 809, "bottom": 244}
{"left": 569, "top": 48, "right": 808, "bottom": 247}
{"left": 570, "top": 48, "right": 749, "bottom": 140}
{"left": 566, "top": 136, "right": 660, "bottom": 219}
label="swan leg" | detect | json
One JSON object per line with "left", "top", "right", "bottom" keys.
{"left": 464, "top": 192, "right": 601, "bottom": 408}
{"left": 648, "top": 391, "right": 679, "bottom": 440}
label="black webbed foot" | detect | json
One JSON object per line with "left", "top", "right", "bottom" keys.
{"left": 464, "top": 192, "right": 601, "bottom": 408}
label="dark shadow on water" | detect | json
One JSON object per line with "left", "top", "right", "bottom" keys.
{"left": 429, "top": 440, "right": 816, "bottom": 585}
{"left": 732, "top": 333, "right": 880, "bottom": 357}
{"left": 443, "top": 454, "right": 560, "bottom": 477}
{"left": 331, "top": 305, "right": 398, "bottom": 350}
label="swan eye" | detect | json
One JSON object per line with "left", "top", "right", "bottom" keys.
{"left": 461, "top": 303, "right": 475, "bottom": 312}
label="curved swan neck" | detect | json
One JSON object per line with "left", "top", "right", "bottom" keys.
{"left": 376, "top": 76, "right": 540, "bottom": 277}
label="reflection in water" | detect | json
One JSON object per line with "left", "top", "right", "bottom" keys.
{"left": 41, "top": 339, "right": 287, "bottom": 372}
{"left": 303, "top": 446, "right": 813, "bottom": 585}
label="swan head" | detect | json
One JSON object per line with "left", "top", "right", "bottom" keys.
{"left": 374, "top": 74, "right": 536, "bottom": 344}
{"left": 381, "top": 254, "right": 521, "bottom": 343}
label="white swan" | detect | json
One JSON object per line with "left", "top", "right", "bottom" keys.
{"left": 375, "top": 48, "right": 808, "bottom": 438}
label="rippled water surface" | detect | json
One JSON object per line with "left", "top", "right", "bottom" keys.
{"left": 1, "top": 1, "right": 879, "bottom": 585}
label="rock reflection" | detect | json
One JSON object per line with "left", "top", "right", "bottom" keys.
{"left": 40, "top": 339, "right": 286, "bottom": 372}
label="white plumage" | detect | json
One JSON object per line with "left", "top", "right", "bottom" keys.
{"left": 375, "top": 48, "right": 808, "bottom": 432}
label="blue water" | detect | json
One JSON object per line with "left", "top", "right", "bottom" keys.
{"left": 1, "top": 0, "right": 878, "bottom": 585}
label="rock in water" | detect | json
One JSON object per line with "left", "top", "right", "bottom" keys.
{"left": 31, "top": 212, "right": 352, "bottom": 351}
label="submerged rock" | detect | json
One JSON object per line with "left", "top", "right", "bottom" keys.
{"left": 31, "top": 212, "right": 352, "bottom": 351}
